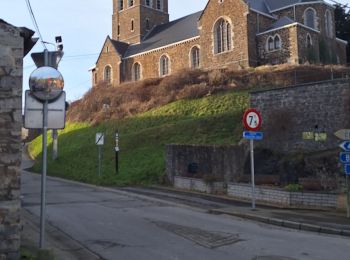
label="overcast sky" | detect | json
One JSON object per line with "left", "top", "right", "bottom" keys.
{"left": 0, "top": 0, "right": 348, "bottom": 102}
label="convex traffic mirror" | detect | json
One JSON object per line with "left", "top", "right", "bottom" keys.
{"left": 29, "top": 66, "right": 64, "bottom": 102}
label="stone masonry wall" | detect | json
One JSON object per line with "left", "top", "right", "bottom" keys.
{"left": 228, "top": 183, "right": 337, "bottom": 208}
{"left": 0, "top": 22, "right": 23, "bottom": 259}
{"left": 251, "top": 80, "right": 350, "bottom": 153}
{"left": 165, "top": 144, "right": 247, "bottom": 183}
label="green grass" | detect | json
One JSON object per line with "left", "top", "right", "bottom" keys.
{"left": 28, "top": 90, "right": 249, "bottom": 186}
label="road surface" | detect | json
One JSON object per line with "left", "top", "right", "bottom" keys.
{"left": 21, "top": 172, "right": 350, "bottom": 260}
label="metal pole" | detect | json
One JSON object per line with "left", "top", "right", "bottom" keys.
{"left": 39, "top": 49, "right": 49, "bottom": 249}
{"left": 98, "top": 146, "right": 102, "bottom": 177}
{"left": 52, "top": 130, "right": 58, "bottom": 160}
{"left": 116, "top": 150, "right": 119, "bottom": 174}
{"left": 40, "top": 100, "right": 48, "bottom": 248}
{"left": 346, "top": 174, "right": 350, "bottom": 218}
{"left": 250, "top": 139, "right": 256, "bottom": 210}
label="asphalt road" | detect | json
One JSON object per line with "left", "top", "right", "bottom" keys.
{"left": 21, "top": 172, "right": 350, "bottom": 260}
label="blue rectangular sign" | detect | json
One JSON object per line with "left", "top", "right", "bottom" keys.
{"left": 339, "top": 152, "right": 350, "bottom": 164}
{"left": 243, "top": 131, "right": 263, "bottom": 140}
{"left": 345, "top": 164, "right": 350, "bottom": 175}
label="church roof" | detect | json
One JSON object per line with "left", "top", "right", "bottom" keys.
{"left": 246, "top": 0, "right": 323, "bottom": 14}
{"left": 124, "top": 11, "right": 201, "bottom": 57}
{"left": 268, "top": 16, "right": 295, "bottom": 30}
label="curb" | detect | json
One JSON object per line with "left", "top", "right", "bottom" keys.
{"left": 209, "top": 209, "right": 350, "bottom": 237}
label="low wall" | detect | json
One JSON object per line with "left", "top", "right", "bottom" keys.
{"left": 174, "top": 176, "right": 226, "bottom": 194}
{"left": 228, "top": 183, "right": 338, "bottom": 208}
{"left": 166, "top": 144, "right": 247, "bottom": 183}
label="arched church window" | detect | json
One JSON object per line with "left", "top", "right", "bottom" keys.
{"left": 214, "top": 18, "right": 232, "bottom": 54}
{"left": 190, "top": 46, "right": 200, "bottom": 69}
{"left": 267, "top": 36, "right": 274, "bottom": 51}
{"left": 274, "top": 35, "right": 281, "bottom": 49}
{"left": 304, "top": 8, "right": 317, "bottom": 29}
{"left": 325, "top": 9, "right": 333, "bottom": 38}
{"left": 306, "top": 33, "right": 312, "bottom": 48}
{"left": 145, "top": 0, "right": 152, "bottom": 7}
{"left": 128, "top": 0, "right": 134, "bottom": 7}
{"left": 133, "top": 63, "right": 142, "bottom": 81}
{"left": 159, "top": 55, "right": 170, "bottom": 76}
{"left": 146, "top": 19, "right": 150, "bottom": 30}
{"left": 104, "top": 65, "right": 112, "bottom": 84}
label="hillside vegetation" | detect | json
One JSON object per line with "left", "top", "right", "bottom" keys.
{"left": 29, "top": 65, "right": 350, "bottom": 185}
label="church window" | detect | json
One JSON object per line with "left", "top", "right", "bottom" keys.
{"left": 131, "top": 19, "right": 134, "bottom": 31}
{"left": 190, "top": 46, "right": 200, "bottom": 69}
{"left": 306, "top": 33, "right": 312, "bottom": 48}
{"left": 156, "top": 0, "right": 163, "bottom": 10}
{"left": 118, "top": 0, "right": 123, "bottom": 10}
{"left": 145, "top": 0, "right": 152, "bottom": 7}
{"left": 304, "top": 8, "right": 317, "bottom": 29}
{"left": 104, "top": 66, "right": 112, "bottom": 84}
{"left": 159, "top": 55, "right": 170, "bottom": 76}
{"left": 128, "top": 0, "right": 134, "bottom": 7}
{"left": 214, "top": 18, "right": 232, "bottom": 54}
{"left": 325, "top": 9, "right": 333, "bottom": 38}
{"left": 133, "top": 63, "right": 142, "bottom": 81}
{"left": 274, "top": 35, "right": 281, "bottom": 49}
{"left": 146, "top": 19, "right": 150, "bottom": 30}
{"left": 118, "top": 24, "right": 120, "bottom": 35}
{"left": 267, "top": 36, "right": 274, "bottom": 51}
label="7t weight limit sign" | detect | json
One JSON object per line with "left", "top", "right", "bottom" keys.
{"left": 243, "top": 109, "right": 262, "bottom": 131}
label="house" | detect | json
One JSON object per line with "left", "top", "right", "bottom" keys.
{"left": 92, "top": 0, "right": 347, "bottom": 86}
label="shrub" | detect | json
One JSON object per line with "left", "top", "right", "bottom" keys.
{"left": 284, "top": 183, "right": 304, "bottom": 192}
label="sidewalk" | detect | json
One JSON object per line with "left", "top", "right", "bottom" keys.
{"left": 147, "top": 186, "right": 350, "bottom": 237}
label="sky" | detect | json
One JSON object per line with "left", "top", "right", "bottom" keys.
{"left": 0, "top": 0, "right": 348, "bottom": 102}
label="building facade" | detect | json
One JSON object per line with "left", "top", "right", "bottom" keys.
{"left": 92, "top": 0, "right": 348, "bottom": 86}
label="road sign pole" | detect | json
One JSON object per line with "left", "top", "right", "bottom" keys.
{"left": 40, "top": 100, "right": 48, "bottom": 249}
{"left": 250, "top": 139, "right": 256, "bottom": 210}
{"left": 346, "top": 174, "right": 350, "bottom": 218}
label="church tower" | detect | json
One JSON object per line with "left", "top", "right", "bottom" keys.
{"left": 112, "top": 0, "right": 169, "bottom": 44}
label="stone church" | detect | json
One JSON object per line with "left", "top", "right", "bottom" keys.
{"left": 92, "top": 0, "right": 347, "bottom": 86}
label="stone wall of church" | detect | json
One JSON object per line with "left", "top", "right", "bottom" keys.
{"left": 0, "top": 21, "right": 23, "bottom": 260}
{"left": 123, "top": 38, "right": 200, "bottom": 81}
{"left": 257, "top": 26, "right": 298, "bottom": 65}
{"left": 198, "top": 0, "right": 250, "bottom": 70}
{"left": 94, "top": 40, "right": 122, "bottom": 86}
{"left": 296, "top": 26, "right": 320, "bottom": 64}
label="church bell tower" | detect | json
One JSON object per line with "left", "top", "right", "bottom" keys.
{"left": 112, "top": 0, "right": 169, "bottom": 44}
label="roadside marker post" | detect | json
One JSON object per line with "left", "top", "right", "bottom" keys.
{"left": 243, "top": 109, "right": 263, "bottom": 210}
{"left": 96, "top": 133, "right": 105, "bottom": 176}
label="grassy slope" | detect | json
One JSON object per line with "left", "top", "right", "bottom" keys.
{"left": 28, "top": 90, "right": 248, "bottom": 185}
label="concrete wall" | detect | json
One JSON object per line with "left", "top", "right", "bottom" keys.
{"left": 165, "top": 144, "right": 247, "bottom": 183}
{"left": 228, "top": 183, "right": 338, "bottom": 208}
{"left": 251, "top": 79, "right": 350, "bottom": 153}
{"left": 174, "top": 176, "right": 226, "bottom": 194}
{"left": 0, "top": 21, "right": 24, "bottom": 259}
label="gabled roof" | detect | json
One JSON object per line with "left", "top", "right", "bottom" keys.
{"left": 110, "top": 39, "right": 129, "bottom": 56}
{"left": 246, "top": 0, "right": 324, "bottom": 14}
{"left": 124, "top": 11, "right": 201, "bottom": 57}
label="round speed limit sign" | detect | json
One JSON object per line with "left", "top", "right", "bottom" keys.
{"left": 243, "top": 108, "right": 262, "bottom": 131}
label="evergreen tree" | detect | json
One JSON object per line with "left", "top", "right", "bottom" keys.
{"left": 334, "top": 4, "right": 350, "bottom": 63}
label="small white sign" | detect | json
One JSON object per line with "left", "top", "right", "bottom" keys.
{"left": 95, "top": 133, "right": 104, "bottom": 146}
{"left": 24, "top": 90, "right": 66, "bottom": 129}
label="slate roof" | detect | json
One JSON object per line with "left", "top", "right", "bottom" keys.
{"left": 269, "top": 16, "right": 295, "bottom": 30}
{"left": 246, "top": 0, "right": 322, "bottom": 14}
{"left": 124, "top": 11, "right": 201, "bottom": 57}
